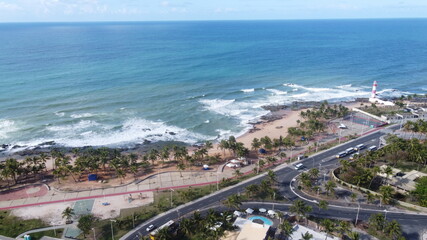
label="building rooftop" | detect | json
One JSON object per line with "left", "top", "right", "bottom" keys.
{"left": 290, "top": 224, "right": 339, "bottom": 240}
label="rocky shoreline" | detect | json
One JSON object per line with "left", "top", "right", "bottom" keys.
{"left": 0, "top": 100, "right": 360, "bottom": 160}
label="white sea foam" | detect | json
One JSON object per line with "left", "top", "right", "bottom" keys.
{"left": 46, "top": 120, "right": 99, "bottom": 132}
{"left": 0, "top": 119, "right": 18, "bottom": 139}
{"left": 70, "top": 113, "right": 95, "bottom": 118}
{"left": 267, "top": 89, "right": 288, "bottom": 95}
{"left": 204, "top": 120, "right": 210, "bottom": 123}
{"left": 55, "top": 112, "right": 65, "bottom": 117}
{"left": 241, "top": 88, "right": 255, "bottom": 93}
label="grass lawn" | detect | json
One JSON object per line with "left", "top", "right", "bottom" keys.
{"left": 0, "top": 211, "right": 48, "bottom": 237}
{"left": 28, "top": 229, "right": 64, "bottom": 240}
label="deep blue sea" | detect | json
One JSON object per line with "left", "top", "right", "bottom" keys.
{"left": 1, "top": 19, "right": 427, "bottom": 151}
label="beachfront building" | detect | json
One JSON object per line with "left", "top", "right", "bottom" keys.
{"left": 290, "top": 224, "right": 340, "bottom": 240}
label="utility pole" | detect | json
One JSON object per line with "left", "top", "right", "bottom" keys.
{"left": 110, "top": 220, "right": 116, "bottom": 240}
{"left": 216, "top": 171, "right": 219, "bottom": 191}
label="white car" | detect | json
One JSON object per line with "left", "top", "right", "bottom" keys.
{"left": 146, "top": 224, "right": 155, "bottom": 232}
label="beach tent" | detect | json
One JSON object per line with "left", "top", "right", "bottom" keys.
{"left": 259, "top": 208, "right": 267, "bottom": 213}
{"left": 259, "top": 148, "right": 267, "bottom": 154}
{"left": 268, "top": 210, "right": 276, "bottom": 216}
{"left": 203, "top": 165, "right": 209, "bottom": 170}
{"left": 88, "top": 174, "right": 98, "bottom": 181}
{"left": 230, "top": 159, "right": 240, "bottom": 164}
{"left": 233, "top": 211, "right": 243, "bottom": 217}
{"left": 245, "top": 208, "right": 254, "bottom": 214}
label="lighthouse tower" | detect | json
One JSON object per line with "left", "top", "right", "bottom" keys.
{"left": 368, "top": 81, "right": 395, "bottom": 106}
{"left": 371, "top": 81, "right": 377, "bottom": 99}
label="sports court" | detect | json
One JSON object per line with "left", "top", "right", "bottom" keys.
{"left": 344, "top": 113, "right": 386, "bottom": 128}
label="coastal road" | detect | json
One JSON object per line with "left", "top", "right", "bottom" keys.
{"left": 122, "top": 125, "right": 427, "bottom": 240}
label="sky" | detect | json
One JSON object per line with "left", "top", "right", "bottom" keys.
{"left": 0, "top": 0, "right": 426, "bottom": 22}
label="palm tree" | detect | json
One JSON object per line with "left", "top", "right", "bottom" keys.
{"left": 324, "top": 180, "right": 336, "bottom": 196}
{"left": 179, "top": 218, "right": 193, "bottom": 236}
{"left": 321, "top": 219, "right": 335, "bottom": 240}
{"left": 233, "top": 169, "right": 243, "bottom": 179}
{"left": 156, "top": 227, "right": 172, "bottom": 239}
{"left": 176, "top": 162, "right": 186, "bottom": 177}
{"left": 245, "top": 184, "right": 260, "bottom": 198}
{"left": 62, "top": 207, "right": 75, "bottom": 222}
{"left": 267, "top": 170, "right": 277, "bottom": 184}
{"left": 301, "top": 231, "right": 313, "bottom": 240}
{"left": 369, "top": 213, "right": 386, "bottom": 231}
{"left": 3, "top": 158, "right": 21, "bottom": 184}
{"left": 251, "top": 138, "right": 261, "bottom": 151}
{"left": 383, "top": 166, "right": 393, "bottom": 185}
{"left": 385, "top": 220, "right": 402, "bottom": 239}
{"left": 290, "top": 200, "right": 312, "bottom": 224}
{"left": 338, "top": 220, "right": 350, "bottom": 238}
{"left": 347, "top": 231, "right": 360, "bottom": 240}
{"left": 379, "top": 185, "right": 394, "bottom": 205}
{"left": 318, "top": 200, "right": 328, "bottom": 210}
{"left": 279, "top": 220, "right": 294, "bottom": 240}
{"left": 308, "top": 168, "right": 319, "bottom": 181}
{"left": 223, "top": 194, "right": 242, "bottom": 210}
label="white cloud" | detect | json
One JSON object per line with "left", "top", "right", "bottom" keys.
{"left": 214, "top": 7, "right": 237, "bottom": 13}
{"left": 0, "top": 2, "right": 21, "bottom": 11}
{"left": 161, "top": 1, "right": 169, "bottom": 7}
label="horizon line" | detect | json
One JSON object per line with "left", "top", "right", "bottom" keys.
{"left": 0, "top": 17, "right": 426, "bottom": 24}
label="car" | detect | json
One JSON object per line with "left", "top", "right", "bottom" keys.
{"left": 349, "top": 153, "right": 359, "bottom": 160}
{"left": 336, "top": 151, "right": 347, "bottom": 158}
{"left": 353, "top": 144, "right": 366, "bottom": 151}
{"left": 294, "top": 163, "right": 304, "bottom": 170}
{"left": 146, "top": 224, "right": 156, "bottom": 232}
{"left": 369, "top": 146, "right": 377, "bottom": 151}
{"left": 345, "top": 147, "right": 355, "bottom": 155}
{"left": 297, "top": 155, "right": 306, "bottom": 161}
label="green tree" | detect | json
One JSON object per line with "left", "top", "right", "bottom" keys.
{"left": 223, "top": 194, "right": 242, "bottom": 210}
{"left": 318, "top": 200, "right": 328, "bottom": 210}
{"left": 279, "top": 220, "right": 294, "bottom": 240}
{"left": 324, "top": 180, "right": 336, "bottom": 196}
{"left": 290, "top": 200, "right": 312, "bottom": 224}
{"left": 385, "top": 220, "right": 402, "bottom": 240}
{"left": 412, "top": 176, "right": 427, "bottom": 207}
{"left": 321, "top": 219, "right": 335, "bottom": 240}
{"left": 77, "top": 214, "right": 94, "bottom": 237}
{"left": 300, "top": 231, "right": 313, "bottom": 240}
{"left": 379, "top": 185, "right": 394, "bottom": 205}
{"left": 347, "top": 231, "right": 360, "bottom": 240}
{"left": 62, "top": 207, "right": 75, "bottom": 222}
{"left": 369, "top": 213, "right": 386, "bottom": 231}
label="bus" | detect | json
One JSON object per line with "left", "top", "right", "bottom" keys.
{"left": 149, "top": 220, "right": 174, "bottom": 240}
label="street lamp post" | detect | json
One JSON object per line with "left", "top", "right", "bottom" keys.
{"left": 216, "top": 171, "right": 219, "bottom": 191}
{"left": 384, "top": 209, "right": 388, "bottom": 221}
{"left": 92, "top": 228, "right": 96, "bottom": 240}
{"left": 110, "top": 220, "right": 116, "bottom": 240}
{"left": 355, "top": 202, "right": 360, "bottom": 225}
{"left": 272, "top": 192, "right": 276, "bottom": 210}
{"left": 170, "top": 188, "right": 175, "bottom": 207}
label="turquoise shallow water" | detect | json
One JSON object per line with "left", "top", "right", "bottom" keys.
{"left": 0, "top": 20, "right": 427, "bottom": 151}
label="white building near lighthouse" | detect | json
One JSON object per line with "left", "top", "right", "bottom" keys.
{"left": 368, "top": 81, "right": 395, "bottom": 106}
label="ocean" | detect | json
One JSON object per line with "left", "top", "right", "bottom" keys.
{"left": 1, "top": 19, "right": 427, "bottom": 152}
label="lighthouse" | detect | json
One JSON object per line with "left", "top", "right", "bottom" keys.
{"left": 368, "top": 81, "right": 395, "bottom": 106}
{"left": 371, "top": 81, "right": 377, "bottom": 99}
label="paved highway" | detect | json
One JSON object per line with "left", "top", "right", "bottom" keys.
{"left": 122, "top": 125, "right": 427, "bottom": 240}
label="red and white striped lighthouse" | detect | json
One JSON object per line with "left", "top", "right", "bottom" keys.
{"left": 371, "top": 81, "right": 377, "bottom": 99}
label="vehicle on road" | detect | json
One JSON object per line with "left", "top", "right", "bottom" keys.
{"left": 146, "top": 225, "right": 155, "bottom": 232}
{"left": 294, "top": 163, "right": 304, "bottom": 170}
{"left": 149, "top": 220, "right": 174, "bottom": 239}
{"left": 345, "top": 147, "right": 355, "bottom": 155}
{"left": 336, "top": 151, "right": 347, "bottom": 158}
{"left": 349, "top": 153, "right": 359, "bottom": 160}
{"left": 297, "top": 155, "right": 306, "bottom": 161}
{"left": 369, "top": 145, "right": 377, "bottom": 151}
{"left": 354, "top": 144, "right": 366, "bottom": 151}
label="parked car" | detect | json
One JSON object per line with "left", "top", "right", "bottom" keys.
{"left": 146, "top": 224, "right": 156, "bottom": 232}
